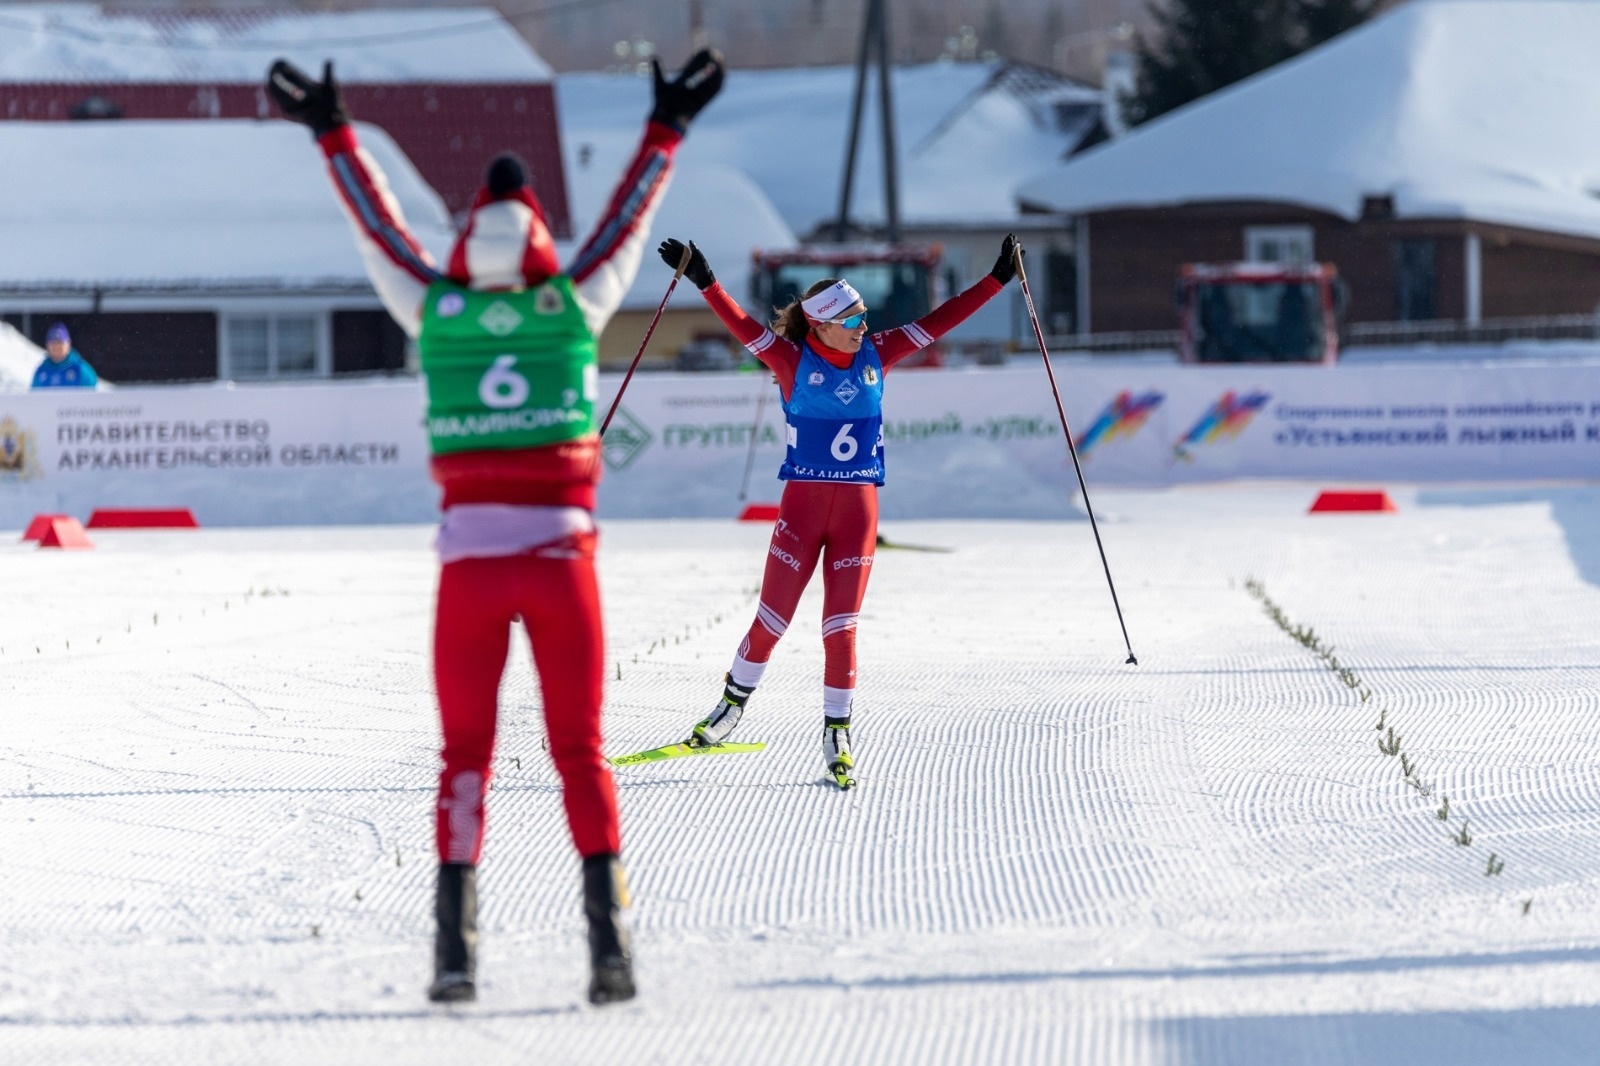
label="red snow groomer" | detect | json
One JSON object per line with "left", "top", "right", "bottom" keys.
{"left": 751, "top": 243, "right": 946, "bottom": 366}
{"left": 1177, "top": 262, "right": 1343, "bottom": 365}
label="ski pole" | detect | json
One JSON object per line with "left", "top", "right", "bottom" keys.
{"left": 736, "top": 376, "right": 773, "bottom": 501}
{"left": 600, "top": 242, "right": 691, "bottom": 437}
{"left": 1014, "top": 241, "right": 1139, "bottom": 666}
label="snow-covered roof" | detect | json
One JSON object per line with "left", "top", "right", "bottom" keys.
{"left": 0, "top": 120, "right": 454, "bottom": 291}
{"left": 1017, "top": 0, "right": 1600, "bottom": 243}
{"left": 557, "top": 61, "right": 1100, "bottom": 237}
{"left": 557, "top": 148, "right": 796, "bottom": 312}
{"left": 0, "top": 3, "right": 552, "bottom": 83}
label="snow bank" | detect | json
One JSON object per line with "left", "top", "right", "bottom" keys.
{"left": 0, "top": 321, "right": 43, "bottom": 391}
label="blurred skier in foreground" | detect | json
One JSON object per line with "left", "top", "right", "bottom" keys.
{"left": 267, "top": 49, "right": 724, "bottom": 1005}
{"left": 654, "top": 234, "right": 1018, "bottom": 788}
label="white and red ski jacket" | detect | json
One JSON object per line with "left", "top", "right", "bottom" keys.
{"left": 317, "top": 121, "right": 682, "bottom": 520}
{"left": 698, "top": 275, "right": 1003, "bottom": 400}
{"left": 318, "top": 121, "right": 681, "bottom": 340}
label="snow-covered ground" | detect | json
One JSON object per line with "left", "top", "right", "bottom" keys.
{"left": 2, "top": 484, "right": 1598, "bottom": 1065}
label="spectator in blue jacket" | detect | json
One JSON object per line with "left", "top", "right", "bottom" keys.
{"left": 31, "top": 323, "right": 98, "bottom": 389}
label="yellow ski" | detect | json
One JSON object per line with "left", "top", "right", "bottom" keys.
{"left": 609, "top": 741, "right": 766, "bottom": 767}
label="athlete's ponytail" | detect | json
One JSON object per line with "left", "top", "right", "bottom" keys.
{"left": 771, "top": 277, "right": 839, "bottom": 344}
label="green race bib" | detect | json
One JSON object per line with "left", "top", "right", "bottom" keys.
{"left": 418, "top": 278, "right": 598, "bottom": 455}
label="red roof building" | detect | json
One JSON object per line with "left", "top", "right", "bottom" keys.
{"left": 0, "top": 4, "right": 570, "bottom": 234}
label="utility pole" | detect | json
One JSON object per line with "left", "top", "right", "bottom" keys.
{"left": 833, "top": 0, "right": 901, "bottom": 243}
{"left": 689, "top": 0, "right": 708, "bottom": 51}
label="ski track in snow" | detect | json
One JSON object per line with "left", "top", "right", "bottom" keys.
{"left": 0, "top": 488, "right": 1597, "bottom": 1064}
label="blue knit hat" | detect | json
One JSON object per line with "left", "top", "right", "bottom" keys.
{"left": 45, "top": 322, "right": 70, "bottom": 345}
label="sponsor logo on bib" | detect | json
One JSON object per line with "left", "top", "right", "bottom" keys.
{"left": 808, "top": 371, "right": 825, "bottom": 386}
{"left": 478, "top": 300, "right": 524, "bottom": 337}
{"left": 535, "top": 286, "right": 566, "bottom": 316}
{"left": 833, "top": 379, "right": 859, "bottom": 404}
{"left": 436, "top": 292, "right": 466, "bottom": 317}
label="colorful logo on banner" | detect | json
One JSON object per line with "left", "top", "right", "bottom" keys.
{"left": 1076, "top": 390, "right": 1164, "bottom": 458}
{"left": 0, "top": 416, "right": 41, "bottom": 481}
{"left": 601, "top": 406, "right": 652, "bottom": 471}
{"left": 1173, "top": 390, "right": 1270, "bottom": 461}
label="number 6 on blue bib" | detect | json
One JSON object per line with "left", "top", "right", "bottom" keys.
{"left": 779, "top": 340, "right": 887, "bottom": 485}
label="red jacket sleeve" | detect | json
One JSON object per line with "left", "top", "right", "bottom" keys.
{"left": 875, "top": 276, "right": 1004, "bottom": 369}
{"left": 318, "top": 125, "right": 440, "bottom": 286}
{"left": 701, "top": 282, "right": 801, "bottom": 401}
{"left": 567, "top": 121, "right": 681, "bottom": 286}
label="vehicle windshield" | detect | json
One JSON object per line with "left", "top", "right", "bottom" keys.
{"left": 766, "top": 261, "right": 931, "bottom": 331}
{"left": 1192, "top": 280, "right": 1326, "bottom": 363}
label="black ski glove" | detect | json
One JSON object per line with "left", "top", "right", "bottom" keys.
{"left": 650, "top": 49, "right": 725, "bottom": 134}
{"left": 266, "top": 59, "right": 349, "bottom": 136}
{"left": 989, "top": 233, "right": 1021, "bottom": 285}
{"left": 658, "top": 238, "right": 715, "bottom": 290}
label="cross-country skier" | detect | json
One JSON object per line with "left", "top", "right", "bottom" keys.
{"left": 267, "top": 50, "right": 724, "bottom": 1005}
{"left": 654, "top": 235, "right": 1019, "bottom": 787}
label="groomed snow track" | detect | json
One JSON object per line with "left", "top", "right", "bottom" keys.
{"left": 1, "top": 485, "right": 1598, "bottom": 1065}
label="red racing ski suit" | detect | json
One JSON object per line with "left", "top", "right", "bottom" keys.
{"left": 699, "top": 276, "right": 1002, "bottom": 712}
{"left": 321, "top": 121, "right": 682, "bottom": 864}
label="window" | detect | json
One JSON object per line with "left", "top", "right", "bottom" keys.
{"left": 275, "top": 316, "right": 317, "bottom": 375}
{"left": 1393, "top": 238, "right": 1437, "bottom": 321}
{"left": 221, "top": 314, "right": 328, "bottom": 380}
{"left": 1244, "top": 226, "right": 1314, "bottom": 265}
{"left": 1191, "top": 280, "right": 1326, "bottom": 363}
{"left": 226, "top": 317, "right": 270, "bottom": 378}
{"left": 1044, "top": 247, "right": 1077, "bottom": 336}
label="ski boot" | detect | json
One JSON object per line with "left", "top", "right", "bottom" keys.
{"left": 427, "top": 862, "right": 478, "bottom": 1003}
{"left": 824, "top": 720, "right": 855, "bottom": 790}
{"left": 687, "top": 674, "right": 753, "bottom": 748}
{"left": 583, "top": 854, "right": 636, "bottom": 1005}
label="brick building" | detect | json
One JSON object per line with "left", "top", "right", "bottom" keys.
{"left": 1017, "top": 0, "right": 1600, "bottom": 338}
{"left": 0, "top": 121, "right": 452, "bottom": 383}
{"left": 0, "top": 5, "right": 567, "bottom": 227}
{"left": 0, "top": 4, "right": 565, "bottom": 382}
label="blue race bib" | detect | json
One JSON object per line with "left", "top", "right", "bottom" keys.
{"left": 779, "top": 340, "right": 886, "bottom": 485}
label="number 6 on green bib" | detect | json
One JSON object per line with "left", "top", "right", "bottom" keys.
{"left": 419, "top": 277, "right": 599, "bottom": 455}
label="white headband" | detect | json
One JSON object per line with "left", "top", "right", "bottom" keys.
{"left": 801, "top": 280, "right": 863, "bottom": 321}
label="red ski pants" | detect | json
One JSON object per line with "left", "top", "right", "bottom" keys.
{"left": 432, "top": 531, "right": 619, "bottom": 865}
{"left": 740, "top": 480, "right": 878, "bottom": 688}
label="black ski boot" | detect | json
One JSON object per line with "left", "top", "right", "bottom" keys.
{"left": 582, "top": 854, "right": 636, "bottom": 1005}
{"left": 427, "top": 862, "right": 478, "bottom": 1003}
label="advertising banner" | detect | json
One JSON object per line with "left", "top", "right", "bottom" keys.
{"left": 592, "top": 362, "right": 1600, "bottom": 518}
{"left": 0, "top": 380, "right": 434, "bottom": 527}
{"left": 3, "top": 362, "right": 1597, "bottom": 528}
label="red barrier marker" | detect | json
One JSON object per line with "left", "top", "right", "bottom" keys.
{"left": 737, "top": 503, "right": 781, "bottom": 522}
{"left": 86, "top": 508, "right": 200, "bottom": 529}
{"left": 21, "top": 513, "right": 71, "bottom": 541}
{"left": 38, "top": 518, "right": 93, "bottom": 549}
{"left": 1309, "top": 490, "right": 1397, "bottom": 513}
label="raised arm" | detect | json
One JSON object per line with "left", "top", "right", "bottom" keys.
{"left": 268, "top": 60, "right": 440, "bottom": 336}
{"left": 318, "top": 126, "right": 441, "bottom": 335}
{"left": 568, "top": 50, "right": 725, "bottom": 337}
{"left": 658, "top": 238, "right": 802, "bottom": 399}
{"left": 875, "top": 234, "right": 1019, "bottom": 369}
